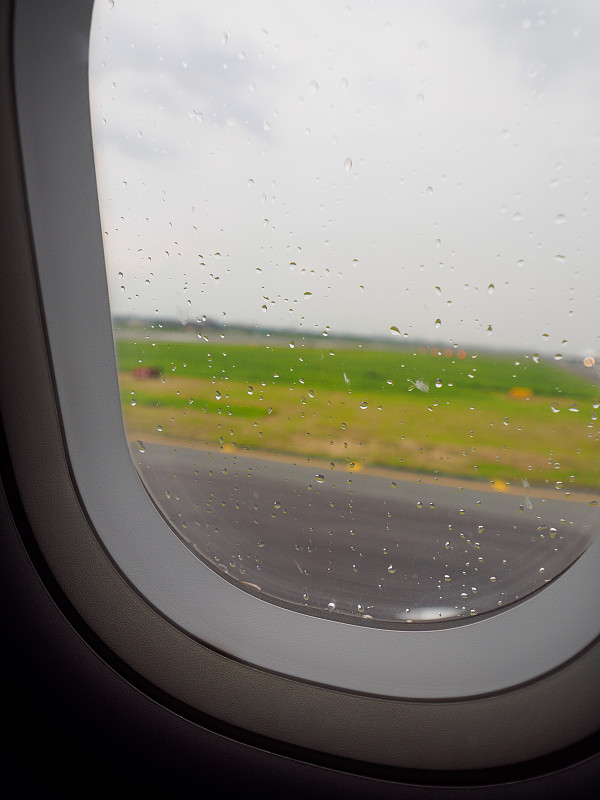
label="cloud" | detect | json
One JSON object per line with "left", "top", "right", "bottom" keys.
{"left": 458, "top": 0, "right": 600, "bottom": 92}
{"left": 92, "top": 3, "right": 285, "bottom": 147}
{"left": 90, "top": 0, "right": 600, "bottom": 356}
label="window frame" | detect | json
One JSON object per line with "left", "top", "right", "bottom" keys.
{"left": 3, "top": 0, "right": 600, "bottom": 772}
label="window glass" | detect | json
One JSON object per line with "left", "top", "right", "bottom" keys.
{"left": 89, "top": 0, "right": 599, "bottom": 624}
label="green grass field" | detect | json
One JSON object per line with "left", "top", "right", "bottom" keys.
{"left": 116, "top": 337, "right": 600, "bottom": 490}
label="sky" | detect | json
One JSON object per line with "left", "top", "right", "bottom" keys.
{"left": 89, "top": 0, "right": 600, "bottom": 357}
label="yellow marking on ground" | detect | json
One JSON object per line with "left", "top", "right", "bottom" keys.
{"left": 509, "top": 387, "right": 534, "bottom": 400}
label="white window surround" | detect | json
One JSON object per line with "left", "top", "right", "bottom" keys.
{"left": 5, "top": 0, "right": 600, "bottom": 772}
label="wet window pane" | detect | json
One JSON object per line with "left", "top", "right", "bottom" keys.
{"left": 90, "top": 0, "right": 599, "bottom": 624}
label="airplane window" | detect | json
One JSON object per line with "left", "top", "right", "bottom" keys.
{"left": 89, "top": 0, "right": 599, "bottom": 626}
{"left": 8, "top": 0, "right": 600, "bottom": 774}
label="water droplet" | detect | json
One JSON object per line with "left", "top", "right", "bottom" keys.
{"left": 303, "top": 291, "right": 312, "bottom": 297}
{"left": 387, "top": 565, "right": 396, "bottom": 574}
{"left": 344, "top": 157, "right": 352, "bottom": 171}
{"left": 215, "top": 390, "right": 222, "bottom": 400}
{"left": 136, "top": 441, "right": 145, "bottom": 453}
{"left": 156, "top": 425, "right": 163, "bottom": 432}
{"left": 435, "top": 378, "right": 443, "bottom": 388}
{"left": 555, "top": 213, "right": 567, "bottom": 224}
{"left": 247, "top": 386, "right": 254, "bottom": 395}
{"left": 568, "top": 403, "right": 579, "bottom": 412}
{"left": 273, "top": 501, "right": 281, "bottom": 509}
{"left": 327, "top": 601, "right": 336, "bottom": 611}
{"left": 315, "top": 474, "right": 324, "bottom": 483}
{"left": 555, "top": 254, "right": 566, "bottom": 262}
{"left": 309, "top": 80, "right": 319, "bottom": 93}
{"left": 289, "top": 341, "right": 295, "bottom": 349}
{"left": 533, "top": 353, "right": 540, "bottom": 363}
{"left": 359, "top": 401, "right": 368, "bottom": 410}
{"left": 551, "top": 403, "right": 560, "bottom": 413}
{"left": 487, "top": 283, "right": 495, "bottom": 293}
{"left": 435, "top": 319, "right": 441, "bottom": 328}
{"left": 390, "top": 325, "right": 401, "bottom": 335}
{"left": 554, "top": 353, "right": 563, "bottom": 360}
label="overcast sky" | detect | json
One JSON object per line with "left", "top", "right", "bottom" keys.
{"left": 89, "top": 0, "right": 600, "bottom": 357}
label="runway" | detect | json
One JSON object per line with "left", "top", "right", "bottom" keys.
{"left": 130, "top": 440, "right": 599, "bottom": 623}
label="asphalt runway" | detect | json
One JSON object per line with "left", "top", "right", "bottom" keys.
{"left": 131, "top": 441, "right": 599, "bottom": 624}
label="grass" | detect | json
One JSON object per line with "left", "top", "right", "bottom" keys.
{"left": 116, "top": 338, "right": 597, "bottom": 399}
{"left": 115, "top": 337, "right": 600, "bottom": 490}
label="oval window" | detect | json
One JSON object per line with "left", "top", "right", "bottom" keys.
{"left": 90, "top": 0, "right": 600, "bottom": 624}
